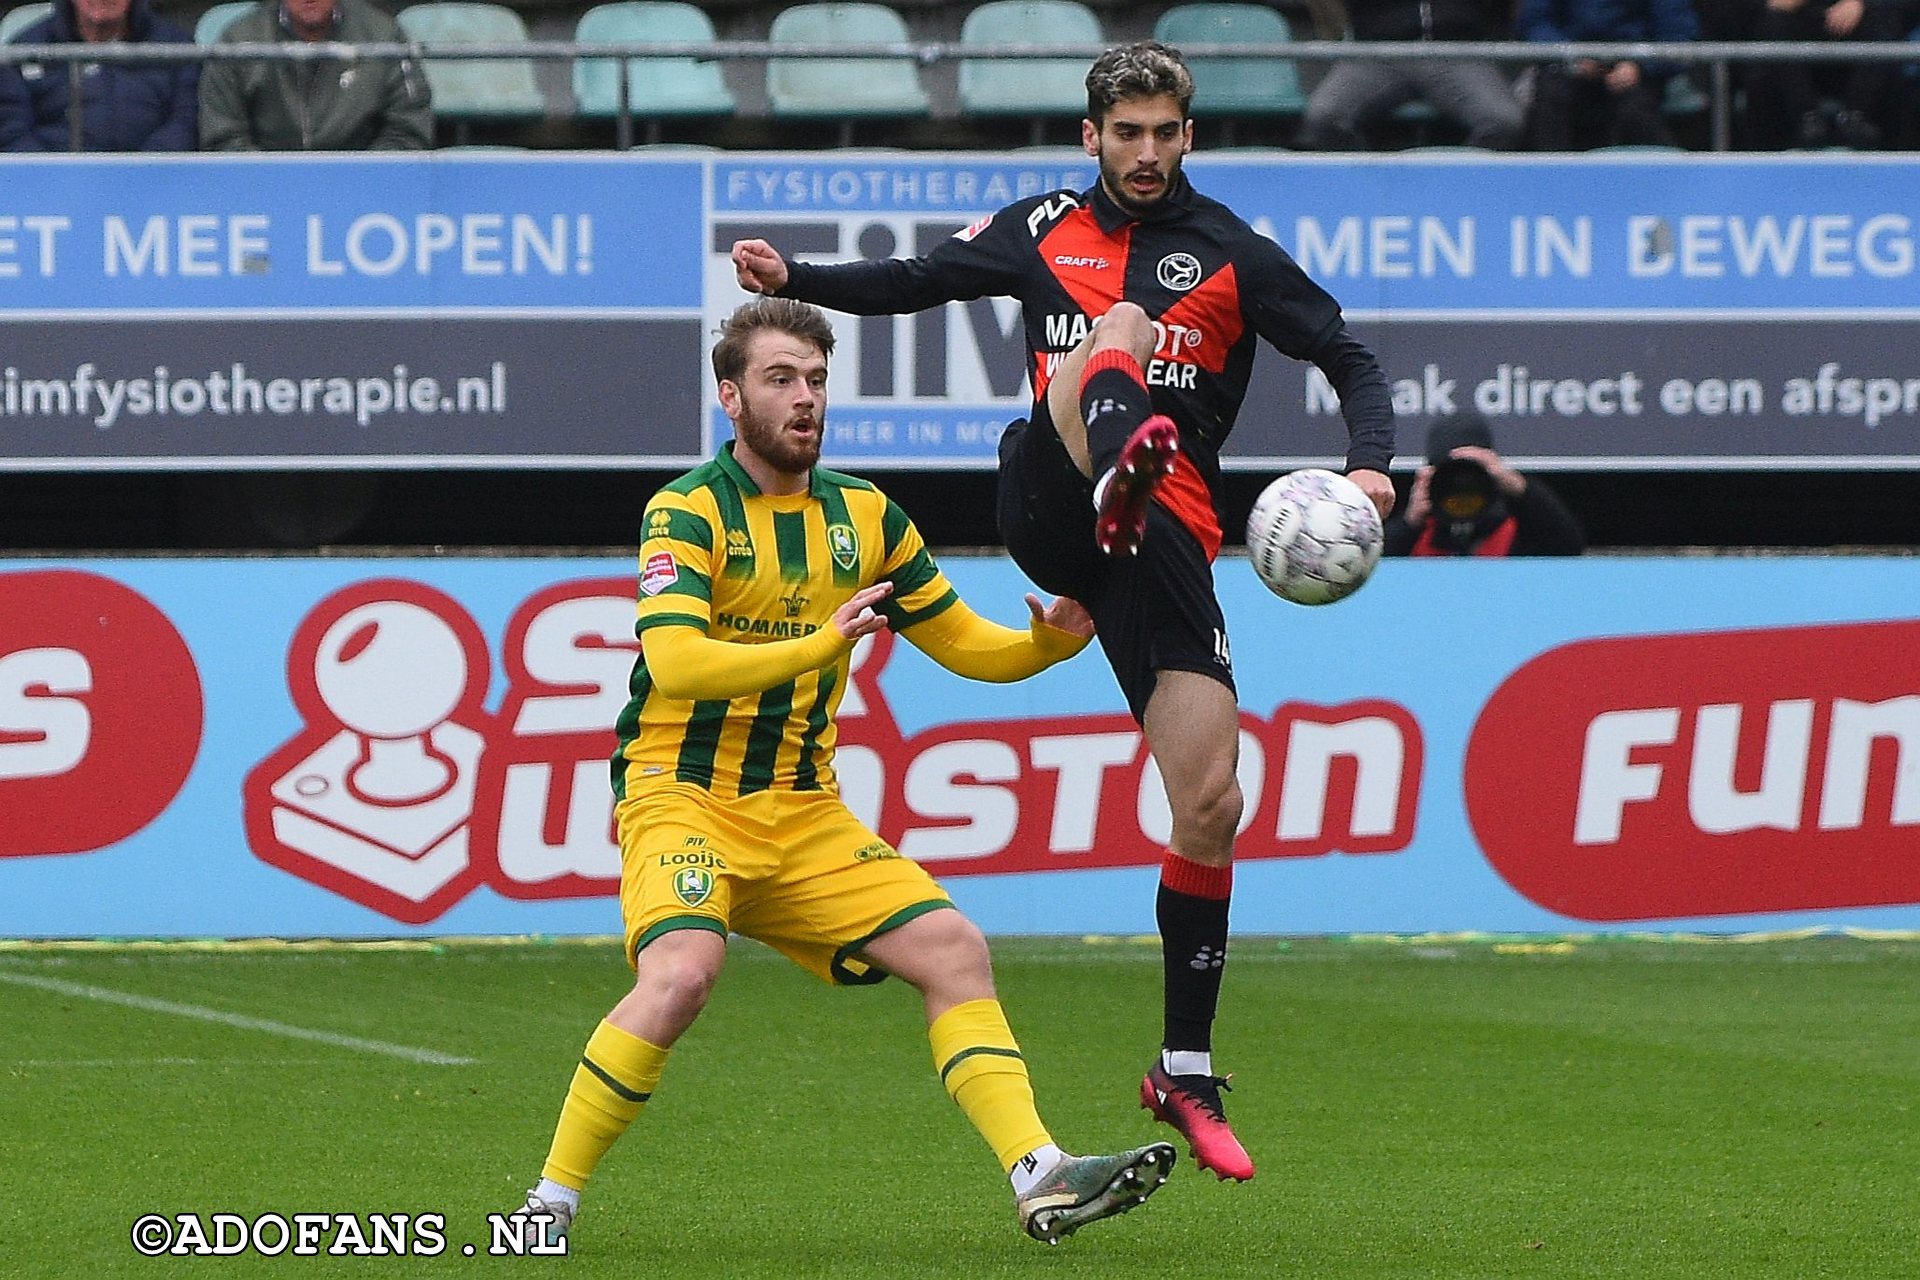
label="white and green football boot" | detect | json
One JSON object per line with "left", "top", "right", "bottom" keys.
{"left": 1016, "top": 1142, "right": 1177, "bottom": 1245}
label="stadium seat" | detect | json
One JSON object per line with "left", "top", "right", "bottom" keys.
{"left": 194, "top": 1, "right": 254, "bottom": 45}
{"left": 572, "top": 1, "right": 736, "bottom": 133}
{"left": 1662, "top": 74, "right": 1708, "bottom": 118}
{"left": 397, "top": 1, "right": 546, "bottom": 135}
{"left": 1391, "top": 97, "right": 1439, "bottom": 145}
{"left": 957, "top": 0, "right": 1102, "bottom": 135}
{"left": 766, "top": 2, "right": 929, "bottom": 139}
{"left": 1151, "top": 3, "right": 1306, "bottom": 118}
{"left": 0, "top": 2, "right": 52, "bottom": 41}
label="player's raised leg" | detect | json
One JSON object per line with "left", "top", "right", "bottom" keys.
{"left": 1045, "top": 302, "right": 1179, "bottom": 558}
{"left": 1136, "top": 670, "right": 1256, "bottom": 1181}
{"left": 861, "top": 908, "right": 1176, "bottom": 1243}
{"left": 508, "top": 929, "right": 727, "bottom": 1245}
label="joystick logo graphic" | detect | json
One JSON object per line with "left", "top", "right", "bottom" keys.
{"left": 245, "top": 576, "right": 638, "bottom": 923}
{"left": 243, "top": 580, "right": 497, "bottom": 924}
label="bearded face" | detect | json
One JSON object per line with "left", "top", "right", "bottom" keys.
{"left": 1085, "top": 93, "right": 1192, "bottom": 217}
{"left": 734, "top": 386, "right": 822, "bottom": 474}
{"left": 721, "top": 330, "right": 828, "bottom": 482}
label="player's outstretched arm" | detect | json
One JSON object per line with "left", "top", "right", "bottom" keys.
{"left": 899, "top": 593, "right": 1092, "bottom": 684}
{"left": 646, "top": 583, "right": 892, "bottom": 701}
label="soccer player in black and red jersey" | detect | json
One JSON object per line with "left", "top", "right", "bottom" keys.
{"left": 732, "top": 41, "right": 1397, "bottom": 1184}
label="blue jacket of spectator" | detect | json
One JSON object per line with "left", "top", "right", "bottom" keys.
{"left": 1515, "top": 0, "right": 1699, "bottom": 48}
{"left": 0, "top": 0, "right": 199, "bottom": 151}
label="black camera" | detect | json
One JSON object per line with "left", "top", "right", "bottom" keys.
{"left": 1429, "top": 456, "right": 1496, "bottom": 521}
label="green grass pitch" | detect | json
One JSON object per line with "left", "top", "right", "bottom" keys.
{"left": 2, "top": 934, "right": 1916, "bottom": 1277}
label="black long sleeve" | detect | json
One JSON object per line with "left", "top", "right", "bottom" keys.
{"left": 1309, "top": 325, "right": 1396, "bottom": 475}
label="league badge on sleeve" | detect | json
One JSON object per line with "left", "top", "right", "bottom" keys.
{"left": 641, "top": 552, "right": 679, "bottom": 597}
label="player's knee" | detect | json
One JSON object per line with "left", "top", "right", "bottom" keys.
{"left": 637, "top": 943, "right": 721, "bottom": 1022}
{"left": 922, "top": 909, "right": 991, "bottom": 972}
{"left": 1093, "top": 302, "right": 1153, "bottom": 362}
{"left": 1176, "top": 768, "right": 1243, "bottom": 858}
{"left": 874, "top": 908, "right": 993, "bottom": 994}
{"left": 948, "top": 914, "right": 993, "bottom": 976}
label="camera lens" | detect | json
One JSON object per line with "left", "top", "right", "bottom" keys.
{"left": 1431, "top": 458, "right": 1494, "bottom": 520}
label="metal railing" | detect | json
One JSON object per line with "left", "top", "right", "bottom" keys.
{"left": 3, "top": 39, "right": 1917, "bottom": 151}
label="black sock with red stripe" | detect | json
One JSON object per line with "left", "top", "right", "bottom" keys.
{"left": 1157, "top": 850, "right": 1233, "bottom": 1053}
{"left": 1079, "top": 348, "right": 1153, "bottom": 478}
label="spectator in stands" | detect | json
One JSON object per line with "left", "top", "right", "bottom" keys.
{"left": 198, "top": 0, "right": 431, "bottom": 150}
{"left": 1516, "top": 0, "right": 1699, "bottom": 149}
{"left": 1294, "top": 0, "right": 1526, "bottom": 150}
{"left": 1712, "top": 0, "right": 1920, "bottom": 148}
{"left": 0, "top": 0, "right": 197, "bottom": 150}
{"left": 1384, "top": 413, "right": 1587, "bottom": 556}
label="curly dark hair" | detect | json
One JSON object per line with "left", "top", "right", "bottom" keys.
{"left": 1085, "top": 41, "right": 1195, "bottom": 125}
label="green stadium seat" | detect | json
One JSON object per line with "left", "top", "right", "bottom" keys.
{"left": 957, "top": 0, "right": 1103, "bottom": 122}
{"left": 765, "top": 2, "right": 929, "bottom": 128}
{"left": 1152, "top": 3, "right": 1306, "bottom": 118}
{"left": 572, "top": 1, "right": 736, "bottom": 124}
{"left": 194, "top": 1, "right": 254, "bottom": 45}
{"left": 0, "top": 2, "right": 52, "bottom": 41}
{"left": 1662, "top": 75, "right": 1708, "bottom": 118}
{"left": 397, "top": 1, "right": 546, "bottom": 126}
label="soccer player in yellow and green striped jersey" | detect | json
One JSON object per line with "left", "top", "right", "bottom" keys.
{"left": 508, "top": 298, "right": 1175, "bottom": 1250}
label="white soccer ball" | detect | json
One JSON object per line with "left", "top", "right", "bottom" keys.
{"left": 1245, "top": 469, "right": 1384, "bottom": 606}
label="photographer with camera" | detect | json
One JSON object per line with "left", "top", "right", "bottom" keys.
{"left": 1385, "top": 413, "right": 1587, "bottom": 557}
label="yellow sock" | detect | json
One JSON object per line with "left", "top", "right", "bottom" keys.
{"left": 929, "top": 998, "right": 1053, "bottom": 1172}
{"left": 540, "top": 1020, "right": 668, "bottom": 1191}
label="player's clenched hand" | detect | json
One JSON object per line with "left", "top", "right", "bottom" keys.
{"left": 1345, "top": 467, "right": 1396, "bottom": 521}
{"left": 731, "top": 239, "right": 790, "bottom": 295}
{"left": 1026, "top": 593, "right": 1094, "bottom": 639}
{"left": 833, "top": 582, "right": 893, "bottom": 640}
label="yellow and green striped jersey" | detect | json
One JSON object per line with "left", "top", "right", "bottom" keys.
{"left": 611, "top": 443, "right": 959, "bottom": 800}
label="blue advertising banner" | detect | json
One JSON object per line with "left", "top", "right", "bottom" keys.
{"left": 722, "top": 152, "right": 1920, "bottom": 313}
{"left": 0, "top": 153, "right": 702, "bottom": 311}
{"left": 1194, "top": 153, "right": 1920, "bottom": 314}
{"left": 3, "top": 554, "right": 1919, "bottom": 938}
{"left": 2, "top": 152, "right": 1917, "bottom": 468}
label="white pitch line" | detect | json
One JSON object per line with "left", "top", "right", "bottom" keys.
{"left": 9, "top": 1058, "right": 334, "bottom": 1068}
{"left": 0, "top": 972, "right": 475, "bottom": 1066}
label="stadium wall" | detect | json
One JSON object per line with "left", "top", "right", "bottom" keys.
{"left": 4, "top": 554, "right": 1919, "bottom": 939}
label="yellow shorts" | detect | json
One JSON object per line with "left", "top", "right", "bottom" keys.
{"left": 615, "top": 782, "right": 953, "bottom": 985}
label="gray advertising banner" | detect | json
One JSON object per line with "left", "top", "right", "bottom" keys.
{"left": 0, "top": 317, "right": 702, "bottom": 469}
{"left": 1231, "top": 317, "right": 1920, "bottom": 469}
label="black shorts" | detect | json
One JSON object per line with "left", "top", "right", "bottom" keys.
{"left": 996, "top": 409, "right": 1234, "bottom": 723}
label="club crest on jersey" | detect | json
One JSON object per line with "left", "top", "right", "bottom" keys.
{"left": 673, "top": 867, "right": 715, "bottom": 907}
{"left": 827, "top": 523, "right": 859, "bottom": 571}
{"left": 1157, "top": 252, "right": 1203, "bottom": 291}
{"left": 641, "top": 551, "right": 678, "bottom": 596}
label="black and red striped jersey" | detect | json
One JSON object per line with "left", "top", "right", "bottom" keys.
{"left": 780, "top": 171, "right": 1396, "bottom": 552}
